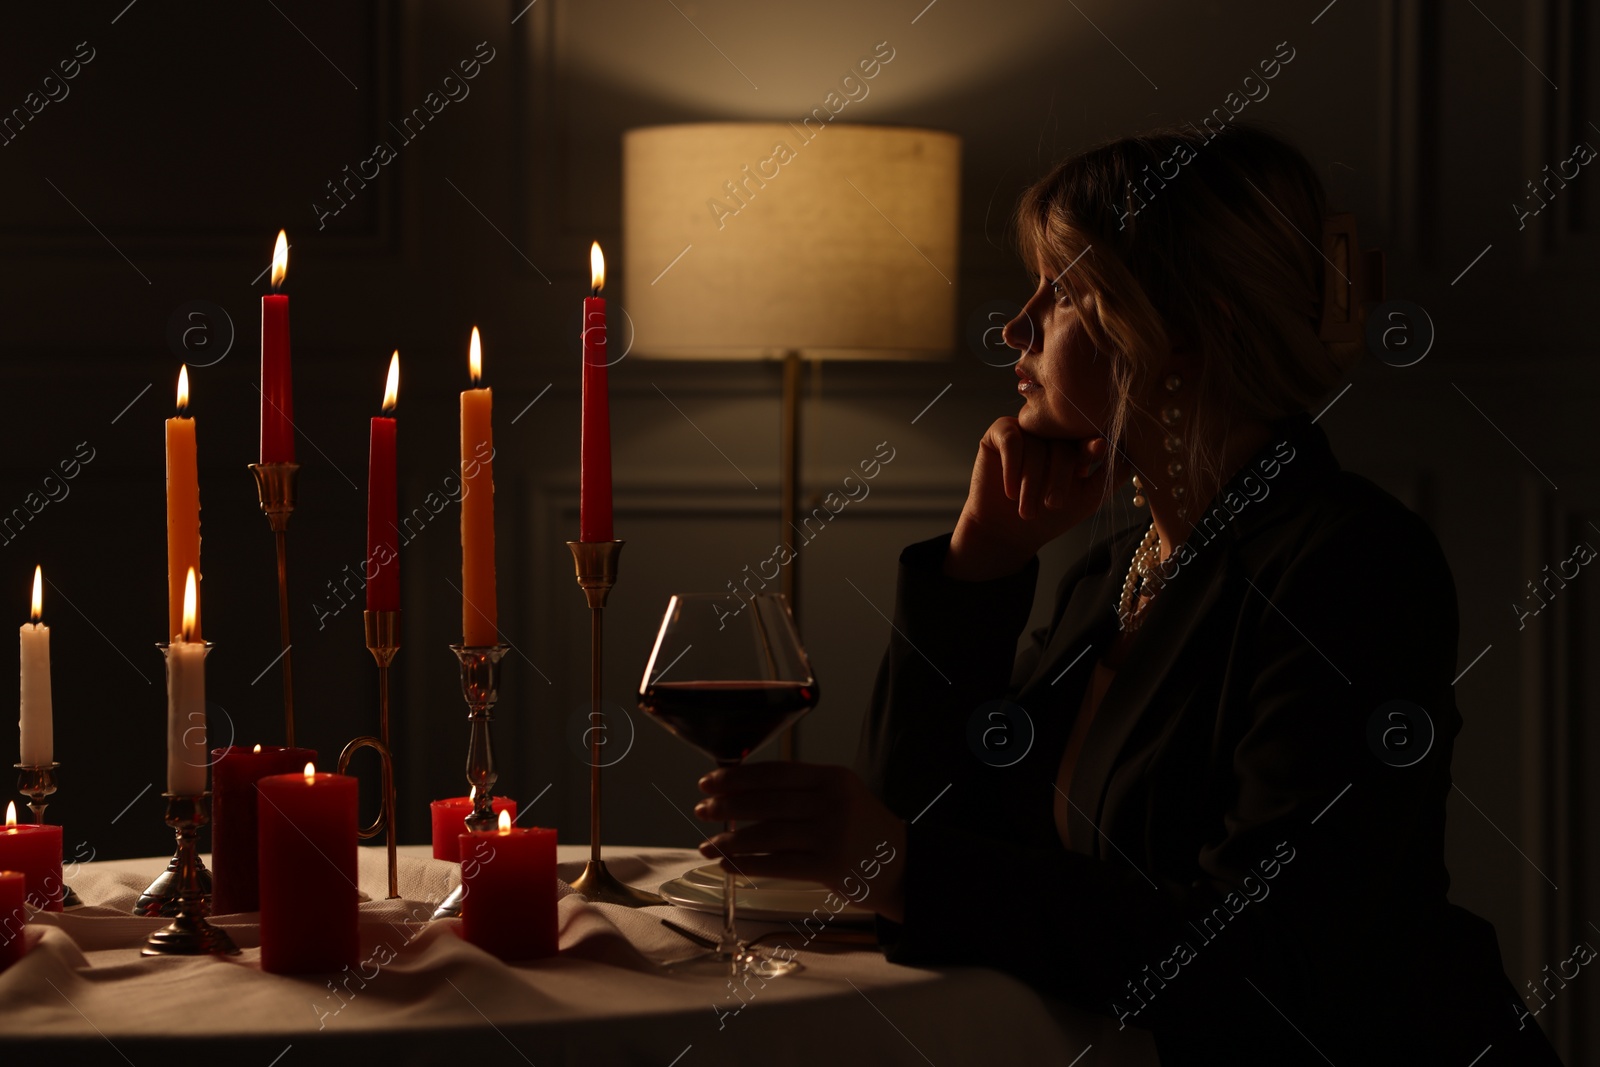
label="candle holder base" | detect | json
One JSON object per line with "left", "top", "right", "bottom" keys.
{"left": 570, "top": 859, "right": 662, "bottom": 908}
{"left": 431, "top": 883, "right": 466, "bottom": 921}
{"left": 135, "top": 846, "right": 213, "bottom": 918}
{"left": 17, "top": 762, "right": 84, "bottom": 909}
{"left": 142, "top": 911, "right": 239, "bottom": 957}
{"left": 141, "top": 793, "right": 238, "bottom": 956}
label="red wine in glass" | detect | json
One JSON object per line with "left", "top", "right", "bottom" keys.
{"left": 638, "top": 680, "right": 817, "bottom": 766}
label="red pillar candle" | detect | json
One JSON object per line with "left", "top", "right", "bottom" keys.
{"left": 210, "top": 744, "right": 317, "bottom": 914}
{"left": 0, "top": 804, "right": 61, "bottom": 912}
{"left": 0, "top": 871, "right": 26, "bottom": 971}
{"left": 366, "top": 352, "right": 400, "bottom": 612}
{"left": 258, "top": 764, "right": 358, "bottom": 974}
{"left": 260, "top": 230, "right": 295, "bottom": 464}
{"left": 580, "top": 241, "right": 613, "bottom": 543}
{"left": 458, "top": 810, "right": 558, "bottom": 961}
{"left": 429, "top": 796, "right": 516, "bottom": 862}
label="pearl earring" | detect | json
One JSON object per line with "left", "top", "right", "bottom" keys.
{"left": 1133, "top": 374, "right": 1188, "bottom": 514}
{"left": 1163, "top": 374, "right": 1187, "bottom": 519}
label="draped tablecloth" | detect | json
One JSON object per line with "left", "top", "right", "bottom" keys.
{"left": 0, "top": 844, "right": 1160, "bottom": 1065}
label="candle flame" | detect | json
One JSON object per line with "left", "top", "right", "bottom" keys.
{"left": 30, "top": 565, "right": 41, "bottom": 622}
{"left": 5, "top": 802, "right": 14, "bottom": 827}
{"left": 590, "top": 241, "right": 605, "bottom": 293}
{"left": 498, "top": 808, "right": 512, "bottom": 834}
{"left": 304, "top": 762, "right": 316, "bottom": 783}
{"left": 180, "top": 567, "right": 198, "bottom": 642}
{"left": 271, "top": 230, "right": 288, "bottom": 290}
{"left": 176, "top": 364, "right": 190, "bottom": 412}
{"left": 253, "top": 743, "right": 262, "bottom": 753}
{"left": 469, "top": 327, "right": 482, "bottom": 385}
{"left": 383, "top": 351, "right": 400, "bottom": 413}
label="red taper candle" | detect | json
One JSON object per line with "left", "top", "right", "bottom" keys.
{"left": 580, "top": 241, "right": 613, "bottom": 542}
{"left": 260, "top": 230, "right": 295, "bottom": 464}
{"left": 366, "top": 352, "right": 400, "bottom": 612}
{"left": 460, "top": 329, "right": 498, "bottom": 644}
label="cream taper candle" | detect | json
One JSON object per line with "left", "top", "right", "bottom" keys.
{"left": 165, "top": 568, "right": 207, "bottom": 794}
{"left": 18, "top": 566, "right": 51, "bottom": 766}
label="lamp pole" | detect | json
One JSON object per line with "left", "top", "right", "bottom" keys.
{"left": 779, "top": 350, "right": 803, "bottom": 761}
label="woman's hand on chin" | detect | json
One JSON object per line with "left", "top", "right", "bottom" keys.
{"left": 944, "top": 417, "right": 1122, "bottom": 581}
{"left": 695, "top": 761, "right": 907, "bottom": 923}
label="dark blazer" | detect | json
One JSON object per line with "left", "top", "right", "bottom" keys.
{"left": 858, "top": 410, "right": 1563, "bottom": 1066}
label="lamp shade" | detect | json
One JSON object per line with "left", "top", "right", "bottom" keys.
{"left": 623, "top": 123, "right": 960, "bottom": 361}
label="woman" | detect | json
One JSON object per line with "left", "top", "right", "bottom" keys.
{"left": 694, "top": 123, "right": 1562, "bottom": 1065}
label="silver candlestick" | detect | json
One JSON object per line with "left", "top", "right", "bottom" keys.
{"left": 142, "top": 793, "right": 238, "bottom": 956}
{"left": 431, "top": 643, "right": 509, "bottom": 920}
{"left": 136, "top": 642, "right": 214, "bottom": 917}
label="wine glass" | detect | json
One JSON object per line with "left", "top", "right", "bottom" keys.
{"left": 639, "top": 592, "right": 818, "bottom": 978}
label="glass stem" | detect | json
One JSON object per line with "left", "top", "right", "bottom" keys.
{"left": 719, "top": 815, "right": 739, "bottom": 965}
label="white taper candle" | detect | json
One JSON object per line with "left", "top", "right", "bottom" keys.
{"left": 19, "top": 565, "right": 51, "bottom": 765}
{"left": 166, "top": 567, "right": 207, "bottom": 794}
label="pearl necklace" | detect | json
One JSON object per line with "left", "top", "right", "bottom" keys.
{"left": 1117, "top": 522, "right": 1163, "bottom": 631}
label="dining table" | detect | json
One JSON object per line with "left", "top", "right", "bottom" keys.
{"left": 0, "top": 842, "right": 1161, "bottom": 1065}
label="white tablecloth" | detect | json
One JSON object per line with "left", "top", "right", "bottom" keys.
{"left": 0, "top": 844, "right": 1160, "bottom": 1065}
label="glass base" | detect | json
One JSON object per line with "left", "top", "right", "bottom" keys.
{"left": 662, "top": 944, "right": 804, "bottom": 979}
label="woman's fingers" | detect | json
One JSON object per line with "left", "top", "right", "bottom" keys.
{"left": 712, "top": 852, "right": 817, "bottom": 882}
{"left": 992, "top": 419, "right": 1024, "bottom": 501}
{"left": 701, "top": 819, "right": 822, "bottom": 860}
{"left": 1042, "top": 440, "right": 1069, "bottom": 509}
{"left": 699, "top": 761, "right": 840, "bottom": 794}
{"left": 694, "top": 788, "right": 815, "bottom": 824}
{"left": 1018, "top": 436, "right": 1047, "bottom": 519}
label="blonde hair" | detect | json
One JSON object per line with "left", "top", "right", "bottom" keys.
{"left": 1014, "top": 121, "right": 1362, "bottom": 503}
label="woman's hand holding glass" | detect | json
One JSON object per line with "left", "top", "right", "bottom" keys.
{"left": 695, "top": 761, "right": 907, "bottom": 923}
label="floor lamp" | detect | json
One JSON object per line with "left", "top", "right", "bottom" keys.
{"left": 622, "top": 123, "right": 961, "bottom": 757}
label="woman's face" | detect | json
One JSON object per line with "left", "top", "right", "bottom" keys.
{"left": 1002, "top": 259, "right": 1115, "bottom": 441}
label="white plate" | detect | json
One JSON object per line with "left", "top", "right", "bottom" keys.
{"left": 659, "top": 862, "right": 876, "bottom": 924}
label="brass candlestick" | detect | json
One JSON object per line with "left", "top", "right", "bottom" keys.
{"left": 136, "top": 642, "right": 214, "bottom": 917}
{"left": 142, "top": 793, "right": 239, "bottom": 956}
{"left": 566, "top": 540, "right": 660, "bottom": 908}
{"left": 14, "top": 762, "right": 82, "bottom": 908}
{"left": 249, "top": 461, "right": 300, "bottom": 747}
{"left": 338, "top": 610, "right": 400, "bottom": 900}
{"left": 431, "top": 642, "right": 509, "bottom": 920}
